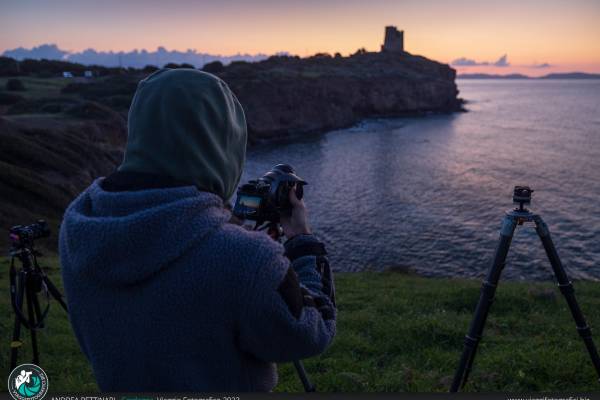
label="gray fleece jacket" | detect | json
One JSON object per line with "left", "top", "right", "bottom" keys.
{"left": 59, "top": 179, "right": 336, "bottom": 392}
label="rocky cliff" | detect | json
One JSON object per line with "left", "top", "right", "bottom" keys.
{"left": 0, "top": 51, "right": 461, "bottom": 241}
{"left": 219, "top": 51, "right": 461, "bottom": 143}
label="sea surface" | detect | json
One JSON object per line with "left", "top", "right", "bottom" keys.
{"left": 242, "top": 79, "right": 600, "bottom": 280}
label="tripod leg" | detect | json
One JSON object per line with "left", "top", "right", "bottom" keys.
{"left": 10, "top": 271, "right": 26, "bottom": 370}
{"left": 450, "top": 215, "right": 517, "bottom": 392}
{"left": 25, "top": 279, "right": 40, "bottom": 365}
{"left": 293, "top": 360, "right": 316, "bottom": 392}
{"left": 32, "top": 291, "right": 45, "bottom": 329}
{"left": 42, "top": 275, "right": 68, "bottom": 312}
{"left": 534, "top": 216, "right": 600, "bottom": 381}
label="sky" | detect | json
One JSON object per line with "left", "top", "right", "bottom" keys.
{"left": 1, "top": 0, "right": 600, "bottom": 75}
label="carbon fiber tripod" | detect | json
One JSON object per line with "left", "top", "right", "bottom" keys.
{"left": 8, "top": 221, "right": 68, "bottom": 370}
{"left": 450, "top": 186, "right": 600, "bottom": 391}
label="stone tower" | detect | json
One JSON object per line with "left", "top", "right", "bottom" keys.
{"left": 381, "top": 26, "right": 404, "bottom": 53}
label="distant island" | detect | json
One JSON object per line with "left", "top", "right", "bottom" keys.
{"left": 0, "top": 26, "right": 463, "bottom": 242}
{"left": 458, "top": 72, "right": 600, "bottom": 79}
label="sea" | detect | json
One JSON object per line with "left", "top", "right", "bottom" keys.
{"left": 242, "top": 79, "right": 600, "bottom": 280}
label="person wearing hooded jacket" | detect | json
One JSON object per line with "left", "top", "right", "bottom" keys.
{"left": 59, "top": 68, "right": 336, "bottom": 392}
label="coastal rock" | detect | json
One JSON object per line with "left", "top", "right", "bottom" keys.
{"left": 0, "top": 51, "right": 460, "bottom": 237}
{"left": 217, "top": 51, "right": 461, "bottom": 142}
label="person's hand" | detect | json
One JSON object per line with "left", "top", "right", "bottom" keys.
{"left": 280, "top": 185, "right": 311, "bottom": 239}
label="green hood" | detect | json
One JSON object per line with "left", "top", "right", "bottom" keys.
{"left": 119, "top": 68, "right": 247, "bottom": 200}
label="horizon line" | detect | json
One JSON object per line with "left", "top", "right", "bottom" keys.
{"left": 3, "top": 43, "right": 600, "bottom": 75}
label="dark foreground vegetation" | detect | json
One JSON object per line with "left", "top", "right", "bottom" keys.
{"left": 1, "top": 258, "right": 598, "bottom": 392}
{"left": 0, "top": 52, "right": 461, "bottom": 245}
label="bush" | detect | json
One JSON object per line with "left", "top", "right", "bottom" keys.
{"left": 311, "top": 52, "right": 332, "bottom": 59}
{"left": 61, "top": 75, "right": 138, "bottom": 99}
{"left": 102, "top": 94, "right": 134, "bottom": 111}
{"left": 163, "top": 62, "right": 195, "bottom": 69}
{"left": 142, "top": 65, "right": 159, "bottom": 73}
{"left": 6, "top": 97, "right": 78, "bottom": 115}
{"left": 40, "top": 103, "right": 64, "bottom": 113}
{"left": 0, "top": 57, "right": 127, "bottom": 78}
{"left": 202, "top": 61, "right": 224, "bottom": 74}
{"left": 0, "top": 57, "right": 20, "bottom": 76}
{"left": 6, "top": 78, "right": 25, "bottom": 91}
{"left": 18, "top": 58, "right": 87, "bottom": 77}
{"left": 0, "top": 92, "right": 23, "bottom": 105}
{"left": 65, "top": 101, "right": 117, "bottom": 119}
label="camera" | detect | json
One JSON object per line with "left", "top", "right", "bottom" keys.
{"left": 233, "top": 164, "right": 306, "bottom": 223}
{"left": 513, "top": 185, "right": 533, "bottom": 204}
{"left": 9, "top": 220, "right": 50, "bottom": 248}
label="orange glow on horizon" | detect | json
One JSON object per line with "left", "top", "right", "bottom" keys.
{"left": 1, "top": 0, "right": 599, "bottom": 74}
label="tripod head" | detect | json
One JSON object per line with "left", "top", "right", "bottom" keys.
{"left": 513, "top": 186, "right": 534, "bottom": 212}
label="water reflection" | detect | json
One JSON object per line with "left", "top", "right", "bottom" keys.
{"left": 241, "top": 80, "right": 600, "bottom": 280}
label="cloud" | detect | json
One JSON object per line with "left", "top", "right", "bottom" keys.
{"left": 452, "top": 55, "right": 554, "bottom": 69}
{"left": 531, "top": 62, "right": 552, "bottom": 68}
{"left": 451, "top": 54, "right": 510, "bottom": 67}
{"left": 1, "top": 44, "right": 288, "bottom": 68}
{"left": 493, "top": 54, "right": 509, "bottom": 67}
{"left": 3, "top": 44, "right": 68, "bottom": 61}
{"left": 451, "top": 57, "right": 483, "bottom": 66}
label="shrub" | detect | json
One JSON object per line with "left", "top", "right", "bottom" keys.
{"left": 102, "top": 94, "right": 134, "bottom": 111}
{"left": 163, "top": 62, "right": 195, "bottom": 69}
{"left": 6, "top": 97, "right": 78, "bottom": 115}
{"left": 6, "top": 78, "right": 25, "bottom": 91}
{"left": 142, "top": 65, "right": 159, "bottom": 73}
{"left": 0, "top": 92, "right": 23, "bottom": 105}
{"left": 61, "top": 75, "right": 138, "bottom": 99}
{"left": 65, "top": 101, "right": 117, "bottom": 119}
{"left": 0, "top": 57, "right": 20, "bottom": 76}
{"left": 202, "top": 61, "right": 224, "bottom": 74}
{"left": 353, "top": 47, "right": 368, "bottom": 56}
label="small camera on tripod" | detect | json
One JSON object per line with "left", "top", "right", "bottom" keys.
{"left": 9, "top": 220, "right": 50, "bottom": 251}
{"left": 451, "top": 184, "right": 600, "bottom": 391}
{"left": 8, "top": 219, "right": 68, "bottom": 370}
{"left": 513, "top": 185, "right": 534, "bottom": 211}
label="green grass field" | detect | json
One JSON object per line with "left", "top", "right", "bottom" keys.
{"left": 0, "top": 77, "right": 72, "bottom": 99}
{"left": 1, "top": 256, "right": 599, "bottom": 392}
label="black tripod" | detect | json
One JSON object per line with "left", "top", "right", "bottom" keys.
{"left": 256, "top": 221, "right": 316, "bottom": 392}
{"left": 9, "top": 221, "right": 68, "bottom": 370}
{"left": 450, "top": 187, "right": 600, "bottom": 391}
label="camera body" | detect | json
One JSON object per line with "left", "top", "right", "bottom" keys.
{"left": 513, "top": 185, "right": 534, "bottom": 210}
{"left": 9, "top": 220, "right": 50, "bottom": 249}
{"left": 513, "top": 186, "right": 533, "bottom": 204}
{"left": 233, "top": 164, "right": 306, "bottom": 224}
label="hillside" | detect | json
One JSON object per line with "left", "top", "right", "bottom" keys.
{"left": 0, "top": 51, "right": 461, "bottom": 240}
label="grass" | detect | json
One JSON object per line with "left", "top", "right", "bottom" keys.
{"left": 1, "top": 256, "right": 599, "bottom": 392}
{"left": 0, "top": 77, "right": 72, "bottom": 99}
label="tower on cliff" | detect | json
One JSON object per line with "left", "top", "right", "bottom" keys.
{"left": 381, "top": 26, "right": 404, "bottom": 53}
